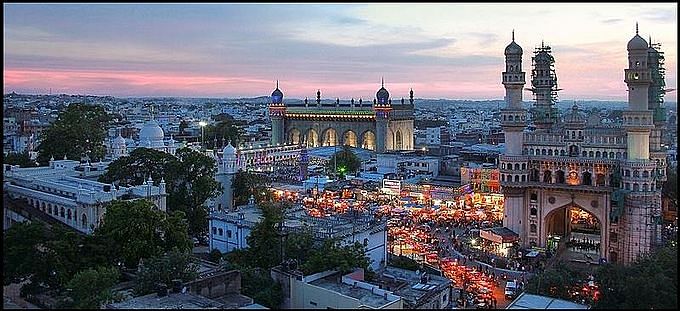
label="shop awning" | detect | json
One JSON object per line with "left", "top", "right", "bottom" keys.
{"left": 480, "top": 227, "right": 519, "bottom": 244}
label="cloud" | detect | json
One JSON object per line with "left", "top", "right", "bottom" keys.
{"left": 601, "top": 18, "right": 623, "bottom": 24}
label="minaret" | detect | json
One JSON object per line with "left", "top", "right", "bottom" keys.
{"left": 217, "top": 141, "right": 238, "bottom": 211}
{"left": 374, "top": 78, "right": 392, "bottom": 153}
{"left": 529, "top": 40, "right": 561, "bottom": 131}
{"left": 500, "top": 30, "right": 530, "bottom": 247}
{"left": 501, "top": 30, "right": 527, "bottom": 155}
{"left": 620, "top": 24, "right": 661, "bottom": 264}
{"left": 269, "top": 81, "right": 286, "bottom": 145}
{"left": 646, "top": 36, "right": 668, "bottom": 187}
{"left": 299, "top": 144, "right": 309, "bottom": 181}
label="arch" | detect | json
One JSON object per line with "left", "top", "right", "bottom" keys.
{"left": 514, "top": 175, "right": 519, "bottom": 182}
{"left": 343, "top": 130, "right": 358, "bottom": 147}
{"left": 521, "top": 175, "right": 526, "bottom": 182}
{"left": 542, "top": 149, "right": 547, "bottom": 155}
{"left": 322, "top": 128, "right": 338, "bottom": 146}
{"left": 548, "top": 149, "right": 553, "bottom": 156}
{"left": 642, "top": 170, "right": 649, "bottom": 178}
{"left": 609, "top": 152, "right": 615, "bottom": 158}
{"left": 395, "top": 130, "right": 403, "bottom": 150}
{"left": 633, "top": 170, "right": 639, "bottom": 178}
{"left": 642, "top": 183, "right": 648, "bottom": 191}
{"left": 522, "top": 163, "right": 526, "bottom": 170}
{"left": 582, "top": 151, "right": 587, "bottom": 157}
{"left": 361, "top": 131, "right": 376, "bottom": 150}
{"left": 288, "top": 128, "right": 301, "bottom": 145}
{"left": 530, "top": 149, "right": 535, "bottom": 155}
{"left": 633, "top": 183, "right": 639, "bottom": 191}
{"left": 514, "top": 163, "right": 520, "bottom": 170}
{"left": 582, "top": 171, "right": 592, "bottom": 186}
{"left": 544, "top": 202, "right": 602, "bottom": 255}
{"left": 603, "top": 152, "right": 608, "bottom": 158}
{"left": 530, "top": 224, "right": 537, "bottom": 233}
{"left": 569, "top": 145, "right": 578, "bottom": 156}
{"left": 67, "top": 209, "right": 72, "bottom": 220}
{"left": 589, "top": 151, "right": 594, "bottom": 157}
{"left": 560, "top": 150, "right": 566, "bottom": 156}
{"left": 596, "top": 173, "right": 606, "bottom": 186}
{"left": 596, "top": 151, "right": 601, "bottom": 157}
{"left": 556, "top": 170, "right": 566, "bottom": 184}
{"left": 616, "top": 152, "right": 622, "bottom": 159}
{"left": 60, "top": 206, "right": 65, "bottom": 217}
{"left": 82, "top": 214, "right": 88, "bottom": 228}
{"left": 530, "top": 169, "right": 540, "bottom": 182}
{"left": 543, "top": 170, "right": 552, "bottom": 183}
{"left": 305, "top": 129, "right": 319, "bottom": 148}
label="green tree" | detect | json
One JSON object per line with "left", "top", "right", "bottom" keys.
{"left": 245, "top": 202, "right": 285, "bottom": 269}
{"left": 203, "top": 119, "right": 244, "bottom": 149}
{"left": 37, "top": 103, "right": 111, "bottom": 164}
{"left": 233, "top": 171, "right": 272, "bottom": 206}
{"left": 300, "top": 239, "right": 371, "bottom": 275}
{"left": 3, "top": 222, "right": 53, "bottom": 288}
{"left": 100, "top": 147, "right": 221, "bottom": 237}
{"left": 326, "top": 144, "right": 361, "bottom": 178}
{"left": 94, "top": 200, "right": 191, "bottom": 268}
{"left": 595, "top": 244, "right": 677, "bottom": 309}
{"left": 133, "top": 249, "right": 199, "bottom": 296}
{"left": 3, "top": 151, "right": 37, "bottom": 167}
{"left": 239, "top": 267, "right": 283, "bottom": 309}
{"left": 525, "top": 260, "right": 588, "bottom": 301}
{"left": 178, "top": 120, "right": 189, "bottom": 135}
{"left": 64, "top": 266, "right": 121, "bottom": 309}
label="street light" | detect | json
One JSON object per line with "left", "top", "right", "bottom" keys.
{"left": 199, "top": 121, "right": 207, "bottom": 148}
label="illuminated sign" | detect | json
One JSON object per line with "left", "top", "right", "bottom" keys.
{"left": 382, "top": 179, "right": 401, "bottom": 195}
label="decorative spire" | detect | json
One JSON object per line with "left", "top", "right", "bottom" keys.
{"left": 276, "top": 80, "right": 279, "bottom": 89}
{"left": 635, "top": 21, "right": 639, "bottom": 35}
{"left": 381, "top": 77, "right": 384, "bottom": 87}
{"left": 512, "top": 29, "right": 515, "bottom": 41}
{"left": 541, "top": 40, "right": 544, "bottom": 48}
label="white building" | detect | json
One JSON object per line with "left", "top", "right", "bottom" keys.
{"left": 3, "top": 159, "right": 167, "bottom": 234}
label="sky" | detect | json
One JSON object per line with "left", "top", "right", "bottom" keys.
{"left": 3, "top": 3, "right": 678, "bottom": 101}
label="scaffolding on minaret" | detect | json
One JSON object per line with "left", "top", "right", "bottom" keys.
{"left": 648, "top": 40, "right": 667, "bottom": 122}
{"left": 526, "top": 42, "right": 561, "bottom": 131}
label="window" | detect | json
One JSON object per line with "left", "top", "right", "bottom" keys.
{"left": 530, "top": 224, "right": 537, "bottom": 233}
{"left": 531, "top": 208, "right": 537, "bottom": 216}
{"left": 212, "top": 227, "right": 217, "bottom": 234}
{"left": 227, "top": 230, "right": 232, "bottom": 238}
{"left": 310, "top": 301, "right": 318, "bottom": 306}
{"left": 218, "top": 228, "right": 223, "bottom": 236}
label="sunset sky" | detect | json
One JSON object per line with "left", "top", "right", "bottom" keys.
{"left": 3, "top": 3, "right": 677, "bottom": 101}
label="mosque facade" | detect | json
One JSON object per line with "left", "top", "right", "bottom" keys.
{"left": 268, "top": 81, "right": 415, "bottom": 153}
{"left": 500, "top": 26, "right": 667, "bottom": 264}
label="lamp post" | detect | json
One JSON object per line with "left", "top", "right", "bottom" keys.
{"left": 199, "top": 121, "right": 207, "bottom": 149}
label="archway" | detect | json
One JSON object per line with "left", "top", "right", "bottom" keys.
{"left": 305, "top": 129, "right": 319, "bottom": 148}
{"left": 582, "top": 171, "right": 592, "bottom": 186}
{"left": 395, "top": 130, "right": 403, "bottom": 150}
{"left": 361, "top": 131, "right": 376, "bottom": 150}
{"left": 544, "top": 203, "right": 602, "bottom": 258}
{"left": 322, "top": 128, "right": 338, "bottom": 146}
{"left": 343, "top": 130, "right": 358, "bottom": 147}
{"left": 289, "top": 129, "right": 301, "bottom": 145}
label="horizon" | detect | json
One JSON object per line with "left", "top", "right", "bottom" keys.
{"left": 3, "top": 3, "right": 677, "bottom": 101}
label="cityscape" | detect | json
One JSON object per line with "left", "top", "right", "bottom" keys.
{"left": 3, "top": 3, "right": 678, "bottom": 310}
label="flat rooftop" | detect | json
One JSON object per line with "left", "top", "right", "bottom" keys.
{"left": 106, "top": 292, "right": 222, "bottom": 309}
{"left": 380, "top": 266, "right": 451, "bottom": 305}
{"left": 309, "top": 274, "right": 397, "bottom": 309}
{"left": 506, "top": 293, "right": 590, "bottom": 309}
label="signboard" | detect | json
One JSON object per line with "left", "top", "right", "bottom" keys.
{"left": 382, "top": 179, "right": 402, "bottom": 195}
{"left": 480, "top": 229, "right": 503, "bottom": 244}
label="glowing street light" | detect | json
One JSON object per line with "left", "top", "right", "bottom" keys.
{"left": 199, "top": 121, "right": 207, "bottom": 148}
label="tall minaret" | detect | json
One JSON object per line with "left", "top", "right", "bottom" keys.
{"left": 499, "top": 30, "right": 529, "bottom": 243}
{"left": 529, "top": 41, "right": 561, "bottom": 131}
{"left": 620, "top": 23, "right": 661, "bottom": 264}
{"left": 647, "top": 37, "right": 668, "bottom": 188}
{"left": 269, "top": 81, "right": 286, "bottom": 145}
{"left": 374, "top": 78, "right": 392, "bottom": 153}
{"left": 501, "top": 30, "right": 527, "bottom": 155}
{"left": 216, "top": 141, "right": 238, "bottom": 211}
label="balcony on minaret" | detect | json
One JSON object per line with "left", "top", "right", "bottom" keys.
{"left": 622, "top": 111, "right": 654, "bottom": 130}
{"left": 502, "top": 72, "right": 526, "bottom": 85}
{"left": 500, "top": 108, "right": 526, "bottom": 128}
{"left": 624, "top": 68, "right": 651, "bottom": 84}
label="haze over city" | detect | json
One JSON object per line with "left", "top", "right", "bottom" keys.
{"left": 3, "top": 3, "right": 677, "bottom": 101}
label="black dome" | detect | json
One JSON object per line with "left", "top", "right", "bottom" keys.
{"left": 376, "top": 87, "right": 389, "bottom": 102}
{"left": 271, "top": 88, "right": 283, "bottom": 98}
{"left": 504, "top": 41, "right": 522, "bottom": 55}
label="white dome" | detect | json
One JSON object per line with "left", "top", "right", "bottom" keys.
{"left": 139, "top": 120, "right": 165, "bottom": 143}
{"left": 114, "top": 134, "right": 126, "bottom": 145}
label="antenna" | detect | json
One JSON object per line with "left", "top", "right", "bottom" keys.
{"left": 512, "top": 29, "right": 515, "bottom": 41}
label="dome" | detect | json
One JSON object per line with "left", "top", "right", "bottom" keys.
{"left": 271, "top": 88, "right": 283, "bottom": 99}
{"left": 504, "top": 41, "right": 522, "bottom": 55}
{"left": 222, "top": 141, "right": 237, "bottom": 158}
{"left": 114, "top": 134, "right": 126, "bottom": 146}
{"left": 271, "top": 81, "right": 283, "bottom": 104}
{"left": 376, "top": 86, "right": 389, "bottom": 104}
{"left": 139, "top": 120, "right": 164, "bottom": 143}
{"left": 627, "top": 34, "right": 648, "bottom": 51}
{"left": 564, "top": 104, "right": 586, "bottom": 126}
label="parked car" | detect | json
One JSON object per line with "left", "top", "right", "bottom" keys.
{"left": 505, "top": 280, "right": 518, "bottom": 299}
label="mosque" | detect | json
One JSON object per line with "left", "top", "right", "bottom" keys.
{"left": 499, "top": 25, "right": 668, "bottom": 264}
{"left": 108, "top": 114, "right": 177, "bottom": 160}
{"left": 268, "top": 80, "right": 415, "bottom": 153}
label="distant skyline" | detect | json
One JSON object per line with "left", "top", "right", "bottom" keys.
{"left": 3, "top": 3, "right": 678, "bottom": 101}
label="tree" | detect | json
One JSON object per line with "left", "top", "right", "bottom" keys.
{"left": 300, "top": 239, "right": 371, "bottom": 275}
{"left": 595, "top": 244, "right": 677, "bottom": 309}
{"left": 233, "top": 171, "right": 272, "bottom": 206}
{"left": 4, "top": 151, "right": 37, "bottom": 167}
{"left": 326, "top": 145, "right": 361, "bottom": 178}
{"left": 94, "top": 200, "right": 191, "bottom": 268}
{"left": 239, "top": 267, "right": 283, "bottom": 309}
{"left": 178, "top": 120, "right": 189, "bottom": 135}
{"left": 525, "top": 260, "right": 588, "bottom": 301}
{"left": 244, "top": 202, "right": 285, "bottom": 269}
{"left": 64, "top": 266, "right": 121, "bottom": 309}
{"left": 203, "top": 119, "right": 244, "bottom": 149}
{"left": 36, "top": 103, "right": 111, "bottom": 165}
{"left": 3, "top": 222, "right": 53, "bottom": 288}
{"left": 133, "top": 250, "right": 198, "bottom": 296}
{"left": 100, "top": 147, "right": 221, "bottom": 237}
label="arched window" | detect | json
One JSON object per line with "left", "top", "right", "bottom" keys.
{"left": 625, "top": 183, "right": 630, "bottom": 190}
{"left": 609, "top": 152, "right": 615, "bottom": 158}
{"left": 642, "top": 183, "right": 648, "bottom": 191}
{"left": 603, "top": 152, "right": 608, "bottom": 158}
{"left": 530, "top": 224, "right": 537, "bottom": 233}
{"left": 501, "top": 174, "right": 505, "bottom": 182}
{"left": 616, "top": 152, "right": 622, "bottom": 159}
{"left": 514, "top": 164, "right": 520, "bottom": 170}
{"left": 82, "top": 214, "right": 88, "bottom": 228}
{"left": 502, "top": 163, "right": 506, "bottom": 169}
{"left": 522, "top": 163, "right": 526, "bottom": 170}
{"left": 60, "top": 207, "right": 65, "bottom": 217}
{"left": 542, "top": 149, "right": 547, "bottom": 155}
{"left": 218, "top": 228, "right": 223, "bottom": 236}
{"left": 521, "top": 175, "right": 526, "bottom": 182}
{"left": 556, "top": 170, "right": 565, "bottom": 184}
{"left": 582, "top": 151, "right": 587, "bottom": 157}
{"left": 633, "top": 170, "right": 639, "bottom": 178}
{"left": 67, "top": 209, "right": 72, "bottom": 220}
{"left": 596, "top": 174, "right": 606, "bottom": 186}
{"left": 514, "top": 175, "right": 520, "bottom": 182}
{"left": 582, "top": 171, "right": 592, "bottom": 186}
{"left": 548, "top": 149, "right": 553, "bottom": 156}
{"left": 543, "top": 170, "right": 552, "bottom": 183}
{"left": 560, "top": 150, "right": 566, "bottom": 156}
{"left": 642, "top": 170, "right": 649, "bottom": 178}
{"left": 530, "top": 208, "right": 537, "bottom": 216}
{"left": 596, "top": 151, "right": 601, "bottom": 157}
{"left": 530, "top": 169, "right": 540, "bottom": 182}
{"left": 531, "top": 193, "right": 538, "bottom": 201}
{"left": 633, "top": 183, "right": 639, "bottom": 191}
{"left": 624, "top": 170, "right": 630, "bottom": 177}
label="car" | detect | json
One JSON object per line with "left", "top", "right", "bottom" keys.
{"left": 505, "top": 280, "right": 518, "bottom": 299}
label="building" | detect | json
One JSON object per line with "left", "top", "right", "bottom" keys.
{"left": 460, "top": 162, "right": 501, "bottom": 193}
{"left": 506, "top": 292, "right": 589, "bottom": 309}
{"left": 209, "top": 204, "right": 388, "bottom": 271}
{"left": 500, "top": 26, "right": 666, "bottom": 264}
{"left": 372, "top": 266, "right": 453, "bottom": 309}
{"left": 3, "top": 159, "right": 166, "bottom": 234}
{"left": 268, "top": 80, "right": 415, "bottom": 153}
{"left": 106, "top": 113, "right": 178, "bottom": 160}
{"left": 270, "top": 267, "right": 403, "bottom": 309}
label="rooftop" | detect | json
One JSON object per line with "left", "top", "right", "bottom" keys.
{"left": 106, "top": 292, "right": 223, "bottom": 309}
{"left": 378, "top": 266, "right": 451, "bottom": 306}
{"left": 308, "top": 273, "right": 399, "bottom": 309}
{"left": 506, "top": 293, "right": 590, "bottom": 309}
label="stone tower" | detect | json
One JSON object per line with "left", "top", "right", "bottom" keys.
{"left": 216, "top": 141, "right": 238, "bottom": 211}
{"left": 374, "top": 78, "right": 392, "bottom": 153}
{"left": 269, "top": 81, "right": 286, "bottom": 145}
